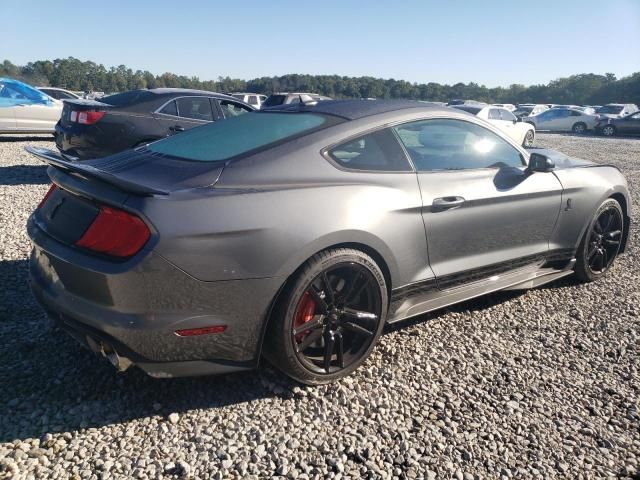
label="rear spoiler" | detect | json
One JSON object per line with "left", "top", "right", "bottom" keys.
{"left": 25, "top": 146, "right": 169, "bottom": 196}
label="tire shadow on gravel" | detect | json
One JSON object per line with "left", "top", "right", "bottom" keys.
{"left": 0, "top": 258, "right": 289, "bottom": 443}
{"left": 0, "top": 164, "right": 50, "bottom": 185}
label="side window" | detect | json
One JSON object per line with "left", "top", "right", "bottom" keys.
{"left": 159, "top": 100, "right": 178, "bottom": 116}
{"left": 500, "top": 109, "right": 516, "bottom": 121}
{"left": 570, "top": 110, "right": 582, "bottom": 116}
{"left": 393, "top": 119, "right": 524, "bottom": 172}
{"left": 328, "top": 128, "right": 412, "bottom": 172}
{"left": 177, "top": 97, "right": 213, "bottom": 121}
{"left": 557, "top": 110, "right": 571, "bottom": 118}
{"left": 488, "top": 109, "right": 501, "bottom": 120}
{"left": 219, "top": 100, "right": 252, "bottom": 118}
{"left": 247, "top": 96, "right": 259, "bottom": 106}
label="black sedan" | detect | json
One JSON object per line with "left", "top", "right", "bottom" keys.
{"left": 596, "top": 111, "right": 640, "bottom": 137}
{"left": 55, "top": 88, "right": 254, "bottom": 160}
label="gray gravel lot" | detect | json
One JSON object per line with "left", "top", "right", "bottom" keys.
{"left": 0, "top": 133, "right": 638, "bottom": 479}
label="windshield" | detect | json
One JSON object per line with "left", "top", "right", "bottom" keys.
{"left": 148, "top": 112, "right": 340, "bottom": 162}
{"left": 596, "top": 105, "right": 623, "bottom": 114}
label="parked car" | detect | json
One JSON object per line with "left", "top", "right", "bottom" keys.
{"left": 596, "top": 111, "right": 640, "bottom": 136}
{"left": 525, "top": 107, "right": 598, "bottom": 133}
{"left": 37, "top": 87, "right": 81, "bottom": 101}
{"left": 513, "top": 104, "right": 548, "bottom": 119}
{"left": 262, "top": 92, "right": 332, "bottom": 108}
{"left": 446, "top": 99, "right": 484, "bottom": 106}
{"left": 55, "top": 88, "right": 254, "bottom": 159}
{"left": 451, "top": 104, "right": 536, "bottom": 146}
{"left": 26, "top": 100, "right": 630, "bottom": 384}
{"left": 595, "top": 103, "right": 639, "bottom": 119}
{"left": 0, "top": 78, "right": 63, "bottom": 134}
{"left": 231, "top": 92, "right": 267, "bottom": 109}
{"left": 492, "top": 103, "right": 516, "bottom": 111}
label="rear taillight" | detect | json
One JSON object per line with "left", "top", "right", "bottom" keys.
{"left": 77, "top": 111, "right": 105, "bottom": 125}
{"left": 38, "top": 184, "right": 57, "bottom": 208}
{"left": 75, "top": 206, "right": 150, "bottom": 258}
{"left": 69, "top": 110, "right": 105, "bottom": 125}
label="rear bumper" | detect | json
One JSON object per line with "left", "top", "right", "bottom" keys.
{"left": 28, "top": 217, "right": 282, "bottom": 377}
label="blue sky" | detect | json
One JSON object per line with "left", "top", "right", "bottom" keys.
{"left": 4, "top": 0, "right": 639, "bottom": 86}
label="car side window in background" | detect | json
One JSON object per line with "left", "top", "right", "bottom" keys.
{"left": 488, "top": 109, "right": 501, "bottom": 120}
{"left": 219, "top": 100, "right": 252, "bottom": 118}
{"left": 159, "top": 100, "right": 178, "bottom": 116}
{"left": 177, "top": 97, "right": 213, "bottom": 121}
{"left": 500, "top": 109, "right": 516, "bottom": 121}
{"left": 328, "top": 129, "right": 412, "bottom": 172}
{"left": 247, "top": 96, "right": 258, "bottom": 106}
{"left": 394, "top": 119, "right": 524, "bottom": 172}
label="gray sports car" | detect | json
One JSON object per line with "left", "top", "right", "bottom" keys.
{"left": 27, "top": 100, "right": 631, "bottom": 385}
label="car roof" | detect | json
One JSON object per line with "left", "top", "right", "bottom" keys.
{"left": 262, "top": 99, "right": 446, "bottom": 120}
{"left": 144, "top": 88, "right": 234, "bottom": 98}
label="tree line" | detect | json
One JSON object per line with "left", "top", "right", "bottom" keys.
{"left": 2, "top": 57, "right": 639, "bottom": 105}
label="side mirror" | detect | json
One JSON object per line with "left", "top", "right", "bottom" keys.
{"left": 527, "top": 153, "right": 555, "bottom": 173}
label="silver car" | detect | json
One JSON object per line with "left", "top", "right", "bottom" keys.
{"left": 525, "top": 107, "right": 598, "bottom": 133}
{"left": 0, "top": 78, "right": 63, "bottom": 133}
{"left": 27, "top": 101, "right": 630, "bottom": 384}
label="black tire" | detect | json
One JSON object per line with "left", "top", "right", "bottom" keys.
{"left": 263, "top": 248, "right": 388, "bottom": 385}
{"left": 574, "top": 198, "right": 624, "bottom": 282}
{"left": 601, "top": 125, "right": 616, "bottom": 137}
{"left": 572, "top": 122, "right": 587, "bottom": 134}
{"left": 522, "top": 130, "right": 535, "bottom": 147}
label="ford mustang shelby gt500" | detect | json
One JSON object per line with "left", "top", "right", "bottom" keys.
{"left": 27, "top": 100, "right": 630, "bottom": 384}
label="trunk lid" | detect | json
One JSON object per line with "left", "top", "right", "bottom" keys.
{"left": 26, "top": 146, "right": 226, "bottom": 196}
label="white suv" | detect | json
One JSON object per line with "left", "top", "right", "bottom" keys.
{"left": 231, "top": 93, "right": 267, "bottom": 109}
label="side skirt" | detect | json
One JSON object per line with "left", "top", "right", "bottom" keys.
{"left": 387, "top": 249, "right": 575, "bottom": 324}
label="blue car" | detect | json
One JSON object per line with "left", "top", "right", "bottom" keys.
{"left": 0, "top": 78, "right": 63, "bottom": 134}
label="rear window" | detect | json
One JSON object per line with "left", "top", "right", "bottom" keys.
{"left": 596, "top": 105, "right": 623, "bottom": 114}
{"left": 451, "top": 105, "right": 482, "bottom": 115}
{"left": 262, "top": 95, "right": 286, "bottom": 107}
{"left": 101, "top": 90, "right": 155, "bottom": 106}
{"left": 148, "top": 112, "right": 340, "bottom": 162}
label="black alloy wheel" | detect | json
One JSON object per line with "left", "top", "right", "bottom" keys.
{"left": 292, "top": 264, "right": 381, "bottom": 374}
{"left": 264, "top": 248, "right": 387, "bottom": 385}
{"left": 575, "top": 198, "right": 624, "bottom": 282}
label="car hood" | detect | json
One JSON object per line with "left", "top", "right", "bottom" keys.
{"left": 527, "top": 148, "right": 595, "bottom": 169}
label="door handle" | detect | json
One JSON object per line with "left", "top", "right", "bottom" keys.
{"left": 169, "top": 125, "right": 185, "bottom": 132}
{"left": 432, "top": 196, "right": 465, "bottom": 210}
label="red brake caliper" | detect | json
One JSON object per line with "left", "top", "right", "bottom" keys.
{"left": 294, "top": 291, "right": 317, "bottom": 342}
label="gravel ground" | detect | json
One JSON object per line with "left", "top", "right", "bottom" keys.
{"left": 0, "top": 133, "right": 638, "bottom": 479}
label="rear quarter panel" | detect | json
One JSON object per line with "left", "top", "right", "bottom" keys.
{"left": 130, "top": 118, "right": 435, "bottom": 289}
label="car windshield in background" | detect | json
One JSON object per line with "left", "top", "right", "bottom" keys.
{"left": 148, "top": 112, "right": 340, "bottom": 162}
{"left": 100, "top": 90, "right": 155, "bottom": 106}
{"left": 451, "top": 105, "right": 482, "bottom": 115}
{"left": 262, "top": 95, "right": 286, "bottom": 107}
{"left": 596, "top": 106, "right": 623, "bottom": 114}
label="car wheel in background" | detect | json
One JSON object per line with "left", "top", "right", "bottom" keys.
{"left": 574, "top": 198, "right": 623, "bottom": 282}
{"left": 572, "top": 122, "right": 587, "bottom": 134}
{"left": 264, "top": 248, "right": 388, "bottom": 385}
{"left": 601, "top": 125, "right": 616, "bottom": 137}
{"left": 522, "top": 130, "right": 535, "bottom": 147}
